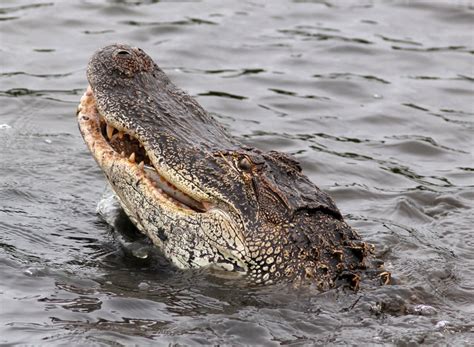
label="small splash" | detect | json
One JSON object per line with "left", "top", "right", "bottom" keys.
{"left": 435, "top": 320, "right": 450, "bottom": 330}
{"left": 23, "top": 266, "right": 47, "bottom": 277}
{"left": 138, "top": 282, "right": 150, "bottom": 290}
{"left": 0, "top": 123, "right": 11, "bottom": 129}
{"left": 97, "top": 190, "right": 124, "bottom": 226}
{"left": 411, "top": 304, "right": 437, "bottom": 316}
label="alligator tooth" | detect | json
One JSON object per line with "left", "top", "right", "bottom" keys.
{"left": 129, "top": 152, "right": 136, "bottom": 163}
{"left": 118, "top": 131, "right": 124, "bottom": 139}
{"left": 106, "top": 124, "right": 115, "bottom": 139}
{"left": 138, "top": 161, "right": 144, "bottom": 169}
{"left": 121, "top": 151, "right": 125, "bottom": 157}
{"left": 202, "top": 201, "right": 213, "bottom": 211}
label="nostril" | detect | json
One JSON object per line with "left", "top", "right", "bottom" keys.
{"left": 117, "top": 50, "right": 131, "bottom": 56}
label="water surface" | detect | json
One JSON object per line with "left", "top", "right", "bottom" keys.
{"left": 1, "top": 0, "right": 473, "bottom": 345}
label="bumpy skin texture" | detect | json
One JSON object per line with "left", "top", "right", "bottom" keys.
{"left": 81, "top": 44, "right": 388, "bottom": 288}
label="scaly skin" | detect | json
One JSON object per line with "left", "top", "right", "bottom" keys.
{"left": 77, "top": 44, "right": 390, "bottom": 289}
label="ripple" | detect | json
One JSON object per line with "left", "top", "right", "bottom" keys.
{"left": 392, "top": 45, "right": 471, "bottom": 54}
{"left": 0, "top": 2, "right": 53, "bottom": 15}
{"left": 39, "top": 296, "right": 102, "bottom": 313}
{"left": 376, "top": 34, "right": 422, "bottom": 46}
{"left": 268, "top": 88, "right": 330, "bottom": 100}
{"left": 1, "top": 0, "right": 473, "bottom": 345}
{"left": 108, "top": 0, "right": 163, "bottom": 5}
{"left": 278, "top": 29, "right": 373, "bottom": 44}
{"left": 383, "top": 165, "right": 453, "bottom": 188}
{"left": 0, "top": 71, "right": 73, "bottom": 78}
{"left": 173, "top": 67, "right": 266, "bottom": 78}
{"left": 385, "top": 135, "right": 468, "bottom": 155}
{"left": 50, "top": 316, "right": 169, "bottom": 340}
{"left": 120, "top": 17, "right": 217, "bottom": 27}
{"left": 33, "top": 48, "right": 55, "bottom": 53}
{"left": 402, "top": 103, "right": 474, "bottom": 126}
{"left": 197, "top": 90, "right": 247, "bottom": 100}
{"left": 406, "top": 74, "right": 472, "bottom": 81}
{"left": 82, "top": 29, "right": 115, "bottom": 35}
{"left": 0, "top": 16, "right": 19, "bottom": 21}
{"left": 312, "top": 72, "right": 390, "bottom": 84}
{"left": 0, "top": 88, "right": 82, "bottom": 97}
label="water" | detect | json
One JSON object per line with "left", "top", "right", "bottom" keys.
{"left": 1, "top": 0, "right": 473, "bottom": 345}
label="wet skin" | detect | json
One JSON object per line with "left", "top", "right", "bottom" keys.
{"left": 77, "top": 44, "right": 390, "bottom": 288}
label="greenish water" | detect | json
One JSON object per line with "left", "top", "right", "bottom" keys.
{"left": 0, "top": 0, "right": 473, "bottom": 345}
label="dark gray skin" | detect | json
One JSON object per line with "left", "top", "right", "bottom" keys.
{"left": 81, "top": 44, "right": 389, "bottom": 289}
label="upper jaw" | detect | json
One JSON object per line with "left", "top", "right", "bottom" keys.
{"left": 77, "top": 86, "right": 212, "bottom": 215}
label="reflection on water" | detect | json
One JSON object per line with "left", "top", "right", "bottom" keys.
{"left": 0, "top": 0, "right": 473, "bottom": 345}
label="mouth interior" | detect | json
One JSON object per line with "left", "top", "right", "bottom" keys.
{"left": 100, "top": 120, "right": 150, "bottom": 166}
{"left": 88, "top": 91, "right": 207, "bottom": 213}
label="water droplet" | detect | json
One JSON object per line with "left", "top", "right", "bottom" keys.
{"left": 138, "top": 282, "right": 150, "bottom": 290}
{"left": 132, "top": 247, "right": 150, "bottom": 259}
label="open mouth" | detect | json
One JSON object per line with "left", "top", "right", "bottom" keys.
{"left": 77, "top": 86, "right": 208, "bottom": 213}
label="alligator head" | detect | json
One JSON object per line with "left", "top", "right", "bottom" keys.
{"left": 77, "top": 44, "right": 388, "bottom": 289}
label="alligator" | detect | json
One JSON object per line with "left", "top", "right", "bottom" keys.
{"left": 77, "top": 44, "right": 390, "bottom": 290}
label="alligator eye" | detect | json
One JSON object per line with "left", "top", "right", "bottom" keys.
{"left": 117, "top": 50, "right": 131, "bottom": 56}
{"left": 237, "top": 157, "right": 252, "bottom": 172}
